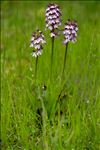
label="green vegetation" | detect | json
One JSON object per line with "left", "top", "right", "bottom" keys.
{"left": 1, "top": 1, "right": 100, "bottom": 149}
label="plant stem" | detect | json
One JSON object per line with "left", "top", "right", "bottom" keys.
{"left": 35, "top": 56, "right": 38, "bottom": 83}
{"left": 61, "top": 43, "right": 68, "bottom": 81}
{"left": 50, "top": 37, "right": 54, "bottom": 81}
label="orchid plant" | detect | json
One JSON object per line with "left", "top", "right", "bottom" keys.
{"left": 30, "top": 3, "right": 78, "bottom": 85}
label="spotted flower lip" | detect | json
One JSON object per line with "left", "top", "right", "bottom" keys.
{"left": 63, "top": 20, "right": 78, "bottom": 44}
{"left": 45, "top": 3, "right": 61, "bottom": 37}
{"left": 30, "top": 29, "right": 46, "bottom": 57}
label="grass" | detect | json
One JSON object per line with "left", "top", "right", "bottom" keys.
{"left": 1, "top": 1, "right": 100, "bottom": 150}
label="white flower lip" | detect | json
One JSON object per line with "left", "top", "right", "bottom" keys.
{"left": 54, "top": 24, "right": 58, "bottom": 28}
{"left": 41, "top": 39, "right": 46, "bottom": 44}
{"left": 48, "top": 26, "right": 53, "bottom": 30}
{"left": 34, "top": 45, "right": 41, "bottom": 49}
{"left": 32, "top": 50, "right": 42, "bottom": 57}
{"left": 30, "top": 43, "right": 34, "bottom": 47}
{"left": 50, "top": 32, "right": 56, "bottom": 37}
{"left": 63, "top": 39, "right": 69, "bottom": 44}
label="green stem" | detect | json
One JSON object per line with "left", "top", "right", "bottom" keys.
{"left": 35, "top": 56, "right": 38, "bottom": 83}
{"left": 61, "top": 43, "right": 68, "bottom": 81}
{"left": 50, "top": 37, "right": 54, "bottom": 81}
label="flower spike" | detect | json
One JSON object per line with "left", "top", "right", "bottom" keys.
{"left": 63, "top": 20, "right": 78, "bottom": 44}
{"left": 30, "top": 29, "right": 46, "bottom": 57}
{"left": 45, "top": 3, "right": 61, "bottom": 37}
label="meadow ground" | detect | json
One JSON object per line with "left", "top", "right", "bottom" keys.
{"left": 1, "top": 1, "right": 100, "bottom": 150}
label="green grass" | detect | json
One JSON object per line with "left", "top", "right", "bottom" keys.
{"left": 1, "top": 1, "right": 100, "bottom": 150}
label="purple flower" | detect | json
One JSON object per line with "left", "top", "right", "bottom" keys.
{"left": 45, "top": 3, "right": 61, "bottom": 37}
{"left": 30, "top": 30, "right": 46, "bottom": 57}
{"left": 63, "top": 20, "right": 78, "bottom": 44}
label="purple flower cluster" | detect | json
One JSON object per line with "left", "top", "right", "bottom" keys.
{"left": 45, "top": 3, "right": 61, "bottom": 37}
{"left": 30, "top": 3, "right": 78, "bottom": 58}
{"left": 63, "top": 20, "right": 78, "bottom": 45}
{"left": 30, "top": 30, "right": 46, "bottom": 57}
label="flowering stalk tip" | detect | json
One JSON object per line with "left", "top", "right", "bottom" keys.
{"left": 45, "top": 3, "right": 61, "bottom": 37}
{"left": 30, "top": 29, "right": 46, "bottom": 57}
{"left": 63, "top": 20, "right": 78, "bottom": 44}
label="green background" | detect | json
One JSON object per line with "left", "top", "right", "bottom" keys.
{"left": 1, "top": 1, "right": 100, "bottom": 150}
